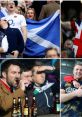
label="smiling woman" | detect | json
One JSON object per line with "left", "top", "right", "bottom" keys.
{"left": 25, "top": 7, "right": 36, "bottom": 20}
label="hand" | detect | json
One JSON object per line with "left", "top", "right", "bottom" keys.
{"left": 19, "top": 79, "right": 31, "bottom": 91}
{"left": 11, "top": 50, "right": 19, "bottom": 58}
{"left": 74, "top": 88, "right": 82, "bottom": 97}
{"left": 38, "top": 66, "right": 55, "bottom": 71}
{"left": 73, "top": 80, "right": 80, "bottom": 88}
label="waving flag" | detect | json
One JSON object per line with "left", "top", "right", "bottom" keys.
{"left": 71, "top": 20, "right": 82, "bottom": 57}
{"left": 24, "top": 10, "right": 60, "bottom": 57}
{"left": 0, "top": 11, "right": 5, "bottom": 19}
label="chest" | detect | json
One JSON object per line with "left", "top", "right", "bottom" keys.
{"left": 64, "top": 83, "right": 77, "bottom": 94}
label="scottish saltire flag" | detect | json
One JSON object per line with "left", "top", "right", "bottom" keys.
{"left": 24, "top": 10, "right": 60, "bottom": 57}
{"left": 0, "top": 11, "right": 5, "bottom": 19}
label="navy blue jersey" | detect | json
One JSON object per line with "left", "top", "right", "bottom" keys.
{"left": 61, "top": 80, "right": 82, "bottom": 117}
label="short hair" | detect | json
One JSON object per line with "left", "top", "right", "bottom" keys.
{"left": 32, "top": 60, "right": 44, "bottom": 75}
{"left": 74, "top": 61, "right": 82, "bottom": 67}
{"left": 1, "top": 59, "right": 21, "bottom": 75}
{"left": 13, "top": 0, "right": 18, "bottom": 6}
{"left": 7, "top": 0, "right": 18, "bottom": 6}
{"left": 45, "top": 47, "right": 59, "bottom": 56}
{"left": 21, "top": 64, "right": 32, "bottom": 73}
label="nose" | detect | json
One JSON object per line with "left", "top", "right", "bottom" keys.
{"left": 41, "top": 73, "right": 45, "bottom": 77}
{"left": 15, "top": 73, "right": 20, "bottom": 79}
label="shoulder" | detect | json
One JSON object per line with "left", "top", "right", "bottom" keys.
{"left": 45, "top": 2, "right": 59, "bottom": 8}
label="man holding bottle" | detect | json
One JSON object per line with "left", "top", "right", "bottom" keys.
{"left": 0, "top": 59, "right": 29, "bottom": 117}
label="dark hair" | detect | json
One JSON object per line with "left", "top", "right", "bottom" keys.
{"left": 13, "top": 0, "right": 18, "bottom": 6}
{"left": 1, "top": 59, "right": 20, "bottom": 76}
{"left": 45, "top": 47, "right": 59, "bottom": 56}
{"left": 21, "top": 64, "right": 32, "bottom": 73}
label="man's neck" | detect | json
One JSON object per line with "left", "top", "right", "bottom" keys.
{"left": 8, "top": 11, "right": 15, "bottom": 15}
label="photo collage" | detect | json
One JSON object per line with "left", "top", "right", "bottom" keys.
{"left": 0, "top": 0, "right": 82, "bottom": 117}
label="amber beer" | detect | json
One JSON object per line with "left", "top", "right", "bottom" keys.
{"left": 17, "top": 97, "right": 22, "bottom": 117}
{"left": 32, "top": 97, "right": 37, "bottom": 117}
{"left": 12, "top": 98, "right": 17, "bottom": 117}
{"left": 24, "top": 96, "right": 29, "bottom": 117}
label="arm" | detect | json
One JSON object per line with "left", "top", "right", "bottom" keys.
{"left": 21, "top": 26, "right": 27, "bottom": 43}
{"left": 20, "top": 15, "right": 27, "bottom": 43}
{"left": 61, "top": 89, "right": 76, "bottom": 103}
{"left": 11, "top": 50, "right": 19, "bottom": 58}
{"left": 38, "top": 66, "right": 55, "bottom": 71}
{"left": 61, "top": 21, "right": 71, "bottom": 30}
{"left": 61, "top": 87, "right": 82, "bottom": 103}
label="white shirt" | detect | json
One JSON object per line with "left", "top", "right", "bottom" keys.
{"left": 1, "top": 35, "right": 8, "bottom": 52}
{"left": 2, "top": 13, "right": 26, "bottom": 32}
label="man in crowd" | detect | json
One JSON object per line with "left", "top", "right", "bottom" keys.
{"left": 61, "top": 9, "right": 82, "bottom": 58}
{"left": 39, "top": 0, "right": 60, "bottom": 20}
{"left": 2, "top": 0, "right": 27, "bottom": 42}
{"left": 32, "top": 62, "right": 56, "bottom": 115}
{"left": 0, "top": 59, "right": 29, "bottom": 117}
{"left": 45, "top": 47, "right": 59, "bottom": 58}
{"left": 61, "top": 62, "right": 82, "bottom": 117}
{"left": 0, "top": 19, "right": 24, "bottom": 58}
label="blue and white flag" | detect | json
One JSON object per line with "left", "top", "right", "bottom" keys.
{"left": 0, "top": 11, "right": 5, "bottom": 19}
{"left": 24, "top": 10, "right": 60, "bottom": 57}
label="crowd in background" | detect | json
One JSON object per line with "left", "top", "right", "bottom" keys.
{"left": 0, "top": 0, "right": 60, "bottom": 58}
{"left": 61, "top": 1, "right": 82, "bottom": 58}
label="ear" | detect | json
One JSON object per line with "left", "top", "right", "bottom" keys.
{"left": 2, "top": 72, "right": 7, "bottom": 78}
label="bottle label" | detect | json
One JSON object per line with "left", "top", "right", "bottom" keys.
{"left": 12, "top": 113, "right": 17, "bottom": 117}
{"left": 24, "top": 108, "right": 28, "bottom": 115}
{"left": 34, "top": 108, "right": 37, "bottom": 115}
{"left": 56, "top": 104, "right": 60, "bottom": 112}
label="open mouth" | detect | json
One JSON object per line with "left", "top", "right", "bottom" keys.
{"left": 10, "top": 6, "right": 13, "bottom": 9}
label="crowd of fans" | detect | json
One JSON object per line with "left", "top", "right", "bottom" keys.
{"left": 0, "top": 0, "right": 60, "bottom": 58}
{"left": 61, "top": 1, "right": 82, "bottom": 58}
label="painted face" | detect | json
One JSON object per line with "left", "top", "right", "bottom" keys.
{"left": 26, "top": 9, "right": 35, "bottom": 19}
{"left": 73, "top": 65, "right": 82, "bottom": 80}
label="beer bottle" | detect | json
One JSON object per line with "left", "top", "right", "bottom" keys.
{"left": 24, "top": 96, "right": 29, "bottom": 117}
{"left": 29, "top": 107, "right": 32, "bottom": 117}
{"left": 32, "top": 97, "right": 37, "bottom": 117}
{"left": 55, "top": 93, "right": 60, "bottom": 114}
{"left": 12, "top": 98, "right": 17, "bottom": 117}
{"left": 17, "top": 97, "right": 22, "bottom": 117}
